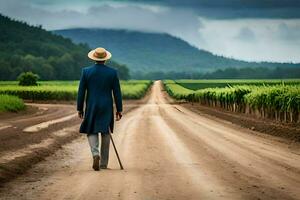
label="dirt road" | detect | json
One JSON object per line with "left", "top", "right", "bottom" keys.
{"left": 1, "top": 81, "right": 300, "bottom": 200}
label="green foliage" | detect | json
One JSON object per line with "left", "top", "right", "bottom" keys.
{"left": 0, "top": 85, "right": 78, "bottom": 101}
{"left": 244, "top": 86, "right": 300, "bottom": 112}
{"left": 0, "top": 15, "right": 130, "bottom": 81}
{"left": 175, "top": 79, "right": 300, "bottom": 90}
{"left": 164, "top": 80, "right": 300, "bottom": 121}
{"left": 202, "top": 67, "right": 300, "bottom": 79}
{"left": 0, "top": 14, "right": 90, "bottom": 80}
{"left": 107, "top": 60, "right": 130, "bottom": 80}
{"left": 0, "top": 94, "right": 25, "bottom": 112}
{"left": 190, "top": 86, "right": 252, "bottom": 105}
{"left": 17, "top": 72, "right": 39, "bottom": 86}
{"left": 0, "top": 80, "right": 152, "bottom": 101}
{"left": 121, "top": 81, "right": 152, "bottom": 99}
{"left": 133, "top": 67, "right": 300, "bottom": 80}
{"left": 164, "top": 81, "right": 194, "bottom": 100}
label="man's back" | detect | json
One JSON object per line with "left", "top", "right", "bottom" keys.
{"left": 84, "top": 64, "right": 117, "bottom": 98}
{"left": 77, "top": 63, "right": 122, "bottom": 134}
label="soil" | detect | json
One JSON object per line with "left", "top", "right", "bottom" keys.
{"left": 0, "top": 81, "right": 299, "bottom": 200}
{"left": 180, "top": 103, "right": 300, "bottom": 142}
{"left": 0, "top": 101, "right": 140, "bottom": 184}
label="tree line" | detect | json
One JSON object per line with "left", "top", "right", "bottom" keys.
{"left": 132, "top": 67, "right": 300, "bottom": 80}
{"left": 0, "top": 14, "right": 130, "bottom": 80}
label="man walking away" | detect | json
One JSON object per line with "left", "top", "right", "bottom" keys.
{"left": 77, "top": 47, "right": 123, "bottom": 171}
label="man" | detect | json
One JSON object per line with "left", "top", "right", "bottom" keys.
{"left": 77, "top": 47, "right": 123, "bottom": 171}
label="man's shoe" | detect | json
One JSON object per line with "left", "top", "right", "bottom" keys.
{"left": 92, "top": 155, "right": 100, "bottom": 171}
{"left": 100, "top": 165, "right": 107, "bottom": 169}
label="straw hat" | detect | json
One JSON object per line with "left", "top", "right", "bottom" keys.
{"left": 88, "top": 47, "right": 112, "bottom": 61}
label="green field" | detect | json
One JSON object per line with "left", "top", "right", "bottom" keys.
{"left": 0, "top": 80, "right": 152, "bottom": 101}
{"left": 0, "top": 94, "right": 25, "bottom": 112}
{"left": 172, "top": 79, "right": 300, "bottom": 90}
{"left": 164, "top": 80, "right": 300, "bottom": 123}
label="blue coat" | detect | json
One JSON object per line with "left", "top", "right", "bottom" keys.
{"left": 77, "top": 64, "right": 123, "bottom": 134}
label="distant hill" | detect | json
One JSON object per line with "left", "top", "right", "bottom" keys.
{"left": 0, "top": 15, "right": 129, "bottom": 80}
{"left": 55, "top": 28, "right": 300, "bottom": 76}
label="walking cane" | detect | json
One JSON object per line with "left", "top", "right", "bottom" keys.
{"left": 110, "top": 134, "right": 124, "bottom": 170}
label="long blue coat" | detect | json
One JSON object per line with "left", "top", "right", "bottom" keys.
{"left": 77, "top": 63, "right": 123, "bottom": 134}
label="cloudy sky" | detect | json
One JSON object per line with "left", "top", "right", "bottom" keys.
{"left": 1, "top": 0, "right": 300, "bottom": 63}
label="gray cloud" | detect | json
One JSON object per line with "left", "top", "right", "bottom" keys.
{"left": 0, "top": 0, "right": 205, "bottom": 46}
{"left": 235, "top": 27, "right": 256, "bottom": 41}
{"left": 1, "top": 0, "right": 300, "bottom": 62}
{"left": 97, "top": 0, "right": 300, "bottom": 19}
{"left": 198, "top": 18, "right": 300, "bottom": 62}
{"left": 278, "top": 22, "right": 300, "bottom": 41}
{"left": 17, "top": 0, "right": 300, "bottom": 19}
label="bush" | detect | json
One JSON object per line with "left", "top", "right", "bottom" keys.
{"left": 0, "top": 94, "right": 25, "bottom": 112}
{"left": 17, "top": 72, "right": 39, "bottom": 86}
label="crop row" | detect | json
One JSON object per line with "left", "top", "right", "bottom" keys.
{"left": 163, "top": 81, "right": 193, "bottom": 100}
{"left": 0, "top": 81, "right": 152, "bottom": 101}
{"left": 164, "top": 81, "right": 300, "bottom": 123}
{"left": 171, "top": 79, "right": 300, "bottom": 90}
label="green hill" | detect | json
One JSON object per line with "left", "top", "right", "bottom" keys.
{"left": 0, "top": 14, "right": 91, "bottom": 80}
{"left": 55, "top": 28, "right": 300, "bottom": 76}
{"left": 0, "top": 15, "right": 129, "bottom": 80}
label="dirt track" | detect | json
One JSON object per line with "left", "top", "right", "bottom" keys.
{"left": 1, "top": 81, "right": 300, "bottom": 200}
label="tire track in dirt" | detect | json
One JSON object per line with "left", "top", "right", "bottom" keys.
{"left": 155, "top": 94, "right": 300, "bottom": 198}
{"left": 170, "top": 107, "right": 300, "bottom": 173}
{"left": 0, "top": 101, "right": 139, "bottom": 185}
{"left": 159, "top": 106, "right": 299, "bottom": 199}
{"left": 0, "top": 104, "right": 76, "bottom": 129}
{"left": 0, "top": 125, "right": 79, "bottom": 163}
{"left": 23, "top": 113, "right": 78, "bottom": 132}
{"left": 0, "top": 125, "right": 12, "bottom": 131}
{"left": 0, "top": 104, "right": 79, "bottom": 153}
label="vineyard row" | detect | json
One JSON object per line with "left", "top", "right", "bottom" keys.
{"left": 164, "top": 82, "right": 300, "bottom": 123}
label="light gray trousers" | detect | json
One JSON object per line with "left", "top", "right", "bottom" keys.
{"left": 87, "top": 133, "right": 110, "bottom": 166}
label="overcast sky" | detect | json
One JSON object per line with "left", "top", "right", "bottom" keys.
{"left": 1, "top": 0, "right": 300, "bottom": 63}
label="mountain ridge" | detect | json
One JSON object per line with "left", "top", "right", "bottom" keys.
{"left": 54, "top": 28, "right": 300, "bottom": 75}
